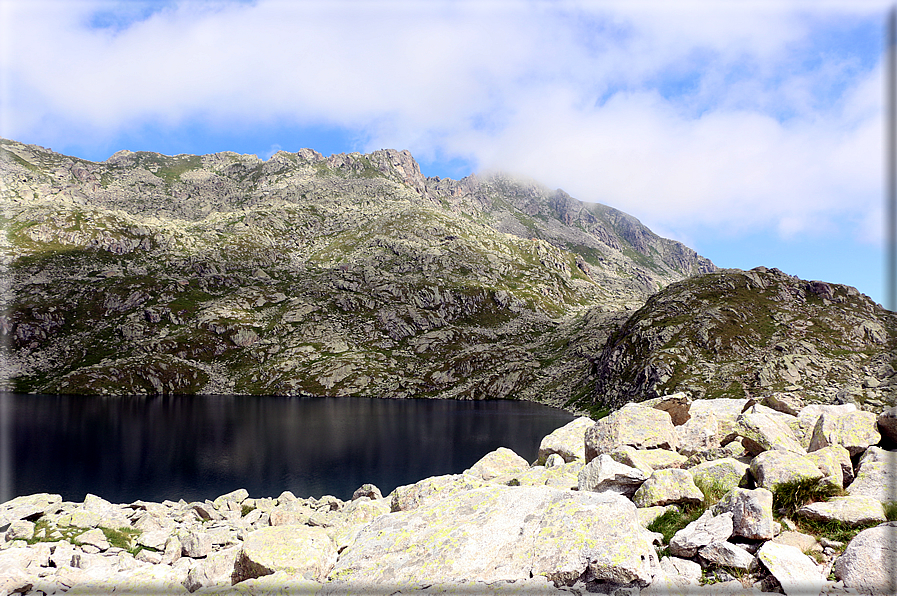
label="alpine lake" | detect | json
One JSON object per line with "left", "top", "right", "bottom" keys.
{"left": 2, "top": 393, "right": 575, "bottom": 504}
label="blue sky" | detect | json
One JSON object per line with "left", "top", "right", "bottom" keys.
{"left": 0, "top": 0, "right": 890, "bottom": 306}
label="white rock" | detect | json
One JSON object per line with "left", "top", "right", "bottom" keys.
{"left": 464, "top": 447, "right": 530, "bottom": 481}
{"left": 537, "top": 416, "right": 594, "bottom": 463}
{"left": 577, "top": 454, "right": 646, "bottom": 497}
{"left": 834, "top": 522, "right": 897, "bottom": 595}
{"left": 669, "top": 510, "right": 734, "bottom": 558}
{"left": 757, "top": 541, "right": 826, "bottom": 596}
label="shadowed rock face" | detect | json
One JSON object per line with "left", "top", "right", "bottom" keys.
{"left": 0, "top": 138, "right": 712, "bottom": 402}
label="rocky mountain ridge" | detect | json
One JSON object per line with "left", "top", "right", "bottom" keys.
{"left": 0, "top": 137, "right": 893, "bottom": 413}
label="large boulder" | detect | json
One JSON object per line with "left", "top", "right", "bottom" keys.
{"left": 797, "top": 495, "right": 886, "bottom": 527}
{"left": 846, "top": 461, "right": 897, "bottom": 503}
{"left": 328, "top": 486, "right": 661, "bottom": 588}
{"left": 804, "top": 444, "right": 853, "bottom": 488}
{"left": 633, "top": 468, "right": 703, "bottom": 508}
{"left": 233, "top": 525, "right": 337, "bottom": 583}
{"left": 584, "top": 405, "right": 677, "bottom": 461}
{"left": 712, "top": 487, "right": 775, "bottom": 540}
{"left": 390, "top": 474, "right": 492, "bottom": 512}
{"left": 689, "top": 398, "right": 750, "bottom": 443}
{"left": 756, "top": 541, "right": 826, "bottom": 596}
{"left": 577, "top": 454, "right": 646, "bottom": 497}
{"left": 0, "top": 493, "right": 62, "bottom": 526}
{"left": 877, "top": 406, "right": 897, "bottom": 444}
{"left": 675, "top": 410, "right": 721, "bottom": 456}
{"left": 688, "top": 458, "right": 750, "bottom": 493}
{"left": 834, "top": 522, "right": 897, "bottom": 595}
{"left": 495, "top": 461, "right": 583, "bottom": 490}
{"left": 749, "top": 449, "right": 824, "bottom": 491}
{"left": 668, "top": 510, "right": 734, "bottom": 558}
{"left": 698, "top": 541, "right": 755, "bottom": 570}
{"left": 464, "top": 447, "right": 530, "bottom": 481}
{"left": 609, "top": 446, "right": 686, "bottom": 476}
{"left": 809, "top": 410, "right": 881, "bottom": 455}
{"left": 537, "top": 416, "right": 594, "bottom": 463}
{"left": 798, "top": 403, "right": 857, "bottom": 437}
{"left": 184, "top": 545, "right": 241, "bottom": 592}
{"left": 736, "top": 411, "right": 804, "bottom": 455}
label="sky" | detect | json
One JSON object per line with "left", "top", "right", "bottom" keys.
{"left": 0, "top": 0, "right": 892, "bottom": 306}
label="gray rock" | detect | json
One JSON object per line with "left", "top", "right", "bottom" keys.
{"left": 877, "top": 406, "right": 897, "bottom": 443}
{"left": 749, "top": 449, "right": 824, "bottom": 491}
{"left": 797, "top": 495, "right": 886, "bottom": 527}
{"left": 756, "top": 541, "right": 826, "bottom": 596}
{"left": 809, "top": 410, "right": 881, "bottom": 455}
{"left": 543, "top": 453, "right": 565, "bottom": 468}
{"left": 633, "top": 468, "right": 703, "bottom": 508}
{"left": 181, "top": 530, "right": 213, "bottom": 558}
{"left": 584, "top": 404, "right": 677, "bottom": 461}
{"left": 351, "top": 483, "right": 383, "bottom": 501}
{"left": 212, "top": 488, "right": 249, "bottom": 511}
{"left": 689, "top": 457, "right": 750, "bottom": 493}
{"left": 5, "top": 520, "right": 35, "bottom": 541}
{"left": 834, "top": 522, "right": 897, "bottom": 595}
{"left": 184, "top": 545, "right": 240, "bottom": 592}
{"left": 328, "top": 486, "right": 660, "bottom": 587}
{"left": 805, "top": 444, "right": 853, "bottom": 488}
{"left": 736, "top": 411, "right": 804, "bottom": 455}
{"left": 847, "top": 461, "right": 897, "bottom": 503}
{"left": 537, "top": 416, "right": 594, "bottom": 463}
{"left": 763, "top": 392, "right": 804, "bottom": 416}
{"left": 712, "top": 487, "right": 775, "bottom": 540}
{"left": 577, "top": 454, "right": 647, "bottom": 496}
{"left": 390, "top": 474, "right": 492, "bottom": 512}
{"left": 0, "top": 493, "right": 62, "bottom": 526}
{"left": 464, "top": 447, "right": 530, "bottom": 481}
{"left": 234, "top": 525, "right": 337, "bottom": 583}
{"left": 698, "top": 540, "right": 755, "bottom": 570}
{"left": 75, "top": 527, "right": 110, "bottom": 551}
{"left": 659, "top": 555, "right": 703, "bottom": 583}
{"left": 609, "top": 446, "right": 686, "bottom": 475}
{"left": 689, "top": 398, "right": 750, "bottom": 444}
{"left": 675, "top": 410, "right": 721, "bottom": 456}
{"left": 669, "top": 510, "right": 734, "bottom": 558}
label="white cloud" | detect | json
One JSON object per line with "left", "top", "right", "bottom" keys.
{"left": 0, "top": 0, "right": 888, "bottom": 251}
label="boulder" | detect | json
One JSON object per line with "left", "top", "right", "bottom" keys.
{"left": 756, "top": 541, "right": 826, "bottom": 596}
{"left": 75, "top": 528, "right": 110, "bottom": 551}
{"left": 234, "top": 525, "right": 337, "bottom": 583}
{"left": 5, "top": 520, "right": 35, "bottom": 541}
{"left": 212, "top": 488, "right": 249, "bottom": 511}
{"left": 712, "top": 487, "right": 775, "bottom": 540}
{"left": 798, "top": 403, "right": 857, "bottom": 435}
{"left": 328, "top": 486, "right": 661, "bottom": 588}
{"left": 544, "top": 453, "right": 565, "bottom": 468}
{"left": 689, "top": 458, "right": 750, "bottom": 493}
{"left": 689, "top": 398, "right": 750, "bottom": 443}
{"left": 675, "top": 410, "right": 721, "bottom": 456}
{"left": 698, "top": 541, "right": 755, "bottom": 570}
{"left": 877, "top": 406, "right": 897, "bottom": 444}
{"left": 668, "top": 510, "right": 734, "bottom": 558}
{"left": 633, "top": 468, "right": 703, "bottom": 508}
{"left": 184, "top": 545, "right": 240, "bottom": 592}
{"left": 641, "top": 392, "right": 692, "bottom": 426}
{"left": 736, "top": 411, "right": 804, "bottom": 455}
{"left": 577, "top": 454, "right": 646, "bottom": 497}
{"left": 749, "top": 449, "right": 824, "bottom": 491}
{"left": 464, "top": 447, "right": 531, "bottom": 481}
{"left": 390, "top": 474, "right": 492, "bottom": 512}
{"left": 797, "top": 495, "right": 886, "bottom": 527}
{"left": 833, "top": 522, "right": 897, "bottom": 595}
{"left": 0, "top": 493, "right": 62, "bottom": 526}
{"left": 351, "top": 484, "right": 383, "bottom": 501}
{"left": 804, "top": 444, "right": 853, "bottom": 488}
{"left": 762, "top": 392, "right": 804, "bottom": 416}
{"left": 495, "top": 461, "right": 582, "bottom": 490}
{"left": 772, "top": 530, "right": 822, "bottom": 554}
{"left": 584, "top": 404, "right": 677, "bottom": 461}
{"left": 180, "top": 530, "right": 213, "bottom": 558}
{"left": 847, "top": 461, "right": 897, "bottom": 503}
{"left": 659, "top": 555, "right": 703, "bottom": 583}
{"left": 609, "top": 446, "right": 686, "bottom": 475}
{"left": 809, "top": 410, "right": 881, "bottom": 455}
{"left": 537, "top": 416, "right": 594, "bottom": 463}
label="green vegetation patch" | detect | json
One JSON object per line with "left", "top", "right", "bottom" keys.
{"left": 772, "top": 477, "right": 844, "bottom": 518}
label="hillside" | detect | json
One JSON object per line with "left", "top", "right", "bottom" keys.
{"left": 0, "top": 138, "right": 713, "bottom": 403}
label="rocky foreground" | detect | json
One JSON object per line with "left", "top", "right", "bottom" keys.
{"left": 2, "top": 394, "right": 897, "bottom": 595}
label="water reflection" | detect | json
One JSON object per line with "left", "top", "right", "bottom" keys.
{"left": 7, "top": 394, "right": 574, "bottom": 504}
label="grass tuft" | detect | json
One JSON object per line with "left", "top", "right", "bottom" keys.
{"left": 884, "top": 501, "right": 897, "bottom": 522}
{"left": 647, "top": 506, "right": 704, "bottom": 544}
{"left": 694, "top": 476, "right": 730, "bottom": 508}
{"left": 772, "top": 477, "right": 844, "bottom": 518}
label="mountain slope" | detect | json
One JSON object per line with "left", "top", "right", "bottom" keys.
{"left": 0, "top": 138, "right": 713, "bottom": 402}
{"left": 576, "top": 267, "right": 896, "bottom": 414}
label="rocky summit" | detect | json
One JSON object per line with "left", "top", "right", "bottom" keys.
{"left": 2, "top": 137, "right": 894, "bottom": 414}
{"left": 1, "top": 137, "right": 711, "bottom": 403}
{"left": 2, "top": 396, "right": 897, "bottom": 595}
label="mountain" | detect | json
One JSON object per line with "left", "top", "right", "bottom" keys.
{"left": 578, "top": 267, "right": 896, "bottom": 415}
{"left": 0, "top": 138, "right": 714, "bottom": 404}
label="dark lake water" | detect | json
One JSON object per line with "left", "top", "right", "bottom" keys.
{"left": 1, "top": 393, "right": 575, "bottom": 505}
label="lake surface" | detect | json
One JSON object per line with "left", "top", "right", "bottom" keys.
{"left": 1, "top": 393, "right": 575, "bottom": 504}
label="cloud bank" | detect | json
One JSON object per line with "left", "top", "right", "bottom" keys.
{"left": 0, "top": 0, "right": 888, "bottom": 250}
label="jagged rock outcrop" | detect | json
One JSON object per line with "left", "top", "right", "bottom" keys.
{"left": 0, "top": 137, "right": 714, "bottom": 403}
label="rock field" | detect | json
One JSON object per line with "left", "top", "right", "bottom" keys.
{"left": 2, "top": 394, "right": 897, "bottom": 595}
